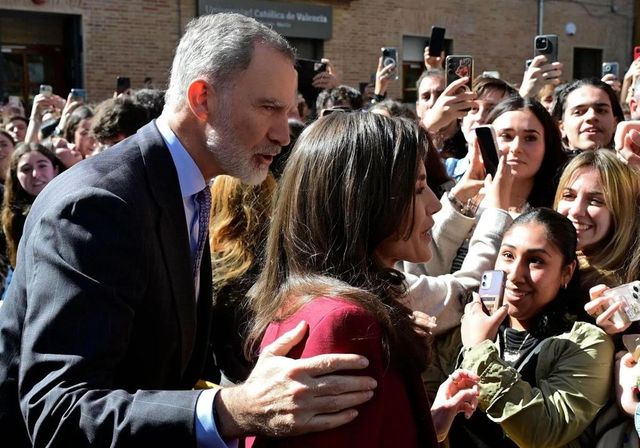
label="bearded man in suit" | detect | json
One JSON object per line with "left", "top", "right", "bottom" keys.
{"left": 0, "top": 13, "right": 375, "bottom": 447}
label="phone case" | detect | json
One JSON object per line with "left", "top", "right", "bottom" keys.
{"left": 445, "top": 55, "right": 473, "bottom": 89}
{"left": 428, "top": 26, "right": 446, "bottom": 56}
{"left": 534, "top": 35, "right": 558, "bottom": 63}
{"left": 602, "top": 62, "right": 619, "bottom": 78}
{"left": 381, "top": 47, "right": 399, "bottom": 80}
{"left": 605, "top": 281, "right": 640, "bottom": 327}
{"left": 479, "top": 270, "right": 506, "bottom": 314}
{"left": 475, "top": 125, "right": 500, "bottom": 176}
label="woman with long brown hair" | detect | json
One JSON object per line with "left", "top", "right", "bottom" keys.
{"left": 246, "top": 112, "right": 482, "bottom": 447}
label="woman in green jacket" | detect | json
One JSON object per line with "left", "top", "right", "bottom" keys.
{"left": 428, "top": 208, "right": 614, "bottom": 447}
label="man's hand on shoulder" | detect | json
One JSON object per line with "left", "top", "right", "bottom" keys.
{"left": 214, "top": 321, "right": 376, "bottom": 439}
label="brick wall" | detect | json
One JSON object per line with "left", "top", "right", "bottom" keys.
{"left": 0, "top": 0, "right": 634, "bottom": 103}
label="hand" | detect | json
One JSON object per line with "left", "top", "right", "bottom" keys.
{"left": 410, "top": 310, "right": 437, "bottom": 336}
{"left": 424, "top": 47, "right": 444, "bottom": 70}
{"left": 421, "top": 77, "right": 476, "bottom": 132}
{"left": 374, "top": 56, "right": 395, "bottom": 96}
{"left": 450, "top": 139, "right": 486, "bottom": 203}
{"left": 584, "top": 284, "right": 631, "bottom": 335}
{"left": 480, "top": 152, "right": 513, "bottom": 211}
{"left": 29, "top": 93, "right": 65, "bottom": 121}
{"left": 614, "top": 121, "right": 640, "bottom": 169}
{"left": 460, "top": 293, "right": 508, "bottom": 348}
{"left": 312, "top": 58, "right": 340, "bottom": 90}
{"left": 58, "top": 93, "right": 84, "bottom": 135}
{"left": 431, "top": 369, "right": 480, "bottom": 442}
{"left": 601, "top": 73, "right": 622, "bottom": 94}
{"left": 519, "top": 55, "right": 563, "bottom": 98}
{"left": 624, "top": 59, "right": 640, "bottom": 83}
{"left": 615, "top": 351, "right": 640, "bottom": 417}
{"left": 215, "top": 321, "right": 376, "bottom": 439}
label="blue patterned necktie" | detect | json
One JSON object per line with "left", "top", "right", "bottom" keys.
{"left": 192, "top": 186, "right": 212, "bottom": 279}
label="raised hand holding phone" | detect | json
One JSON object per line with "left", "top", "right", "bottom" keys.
{"left": 460, "top": 293, "right": 508, "bottom": 349}
{"left": 421, "top": 76, "right": 476, "bottom": 132}
{"left": 519, "top": 54, "right": 563, "bottom": 98}
{"left": 474, "top": 125, "right": 500, "bottom": 177}
{"left": 479, "top": 270, "right": 506, "bottom": 314}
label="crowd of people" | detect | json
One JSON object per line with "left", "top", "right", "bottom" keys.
{"left": 0, "top": 11, "right": 639, "bottom": 447}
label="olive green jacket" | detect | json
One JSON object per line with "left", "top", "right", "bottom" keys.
{"left": 425, "top": 322, "right": 614, "bottom": 448}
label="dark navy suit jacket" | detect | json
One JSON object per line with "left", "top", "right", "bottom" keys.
{"left": 0, "top": 121, "right": 213, "bottom": 446}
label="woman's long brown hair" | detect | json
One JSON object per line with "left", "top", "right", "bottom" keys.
{"left": 246, "top": 112, "right": 431, "bottom": 372}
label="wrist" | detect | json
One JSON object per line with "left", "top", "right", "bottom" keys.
{"left": 215, "top": 386, "right": 247, "bottom": 439}
{"left": 447, "top": 191, "right": 477, "bottom": 217}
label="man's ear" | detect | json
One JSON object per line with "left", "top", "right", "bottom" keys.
{"left": 186, "top": 79, "right": 215, "bottom": 122}
{"left": 558, "top": 120, "right": 566, "bottom": 139}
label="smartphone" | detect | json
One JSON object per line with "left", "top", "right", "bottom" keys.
{"left": 70, "top": 88, "right": 86, "bottom": 102}
{"left": 295, "top": 58, "right": 327, "bottom": 112}
{"left": 475, "top": 125, "right": 500, "bottom": 177}
{"left": 39, "top": 84, "right": 53, "bottom": 97}
{"left": 479, "top": 270, "right": 506, "bottom": 314}
{"left": 634, "top": 46, "right": 640, "bottom": 61}
{"left": 428, "top": 26, "right": 446, "bottom": 57}
{"left": 602, "top": 62, "right": 619, "bottom": 78}
{"left": 603, "top": 281, "right": 640, "bottom": 327}
{"left": 534, "top": 34, "right": 559, "bottom": 63}
{"left": 445, "top": 55, "right": 473, "bottom": 89}
{"left": 116, "top": 76, "right": 131, "bottom": 94}
{"left": 381, "top": 47, "right": 399, "bottom": 80}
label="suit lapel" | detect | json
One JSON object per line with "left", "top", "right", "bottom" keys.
{"left": 137, "top": 122, "right": 197, "bottom": 376}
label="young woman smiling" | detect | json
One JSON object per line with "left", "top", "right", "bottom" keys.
{"left": 553, "top": 150, "right": 640, "bottom": 304}
{"left": 426, "top": 208, "right": 614, "bottom": 447}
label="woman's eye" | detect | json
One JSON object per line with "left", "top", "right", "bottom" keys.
{"left": 500, "top": 250, "right": 514, "bottom": 260}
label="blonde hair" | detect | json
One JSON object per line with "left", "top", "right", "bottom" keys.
{"left": 554, "top": 150, "right": 640, "bottom": 291}
{"left": 209, "top": 174, "right": 276, "bottom": 289}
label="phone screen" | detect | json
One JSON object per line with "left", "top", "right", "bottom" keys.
{"left": 428, "top": 26, "right": 446, "bottom": 56}
{"left": 295, "top": 58, "right": 325, "bottom": 112}
{"left": 475, "top": 125, "right": 500, "bottom": 176}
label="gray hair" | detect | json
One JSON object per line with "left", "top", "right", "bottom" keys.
{"left": 165, "top": 13, "right": 296, "bottom": 108}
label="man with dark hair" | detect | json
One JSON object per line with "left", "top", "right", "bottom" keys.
{"left": 316, "top": 84, "right": 363, "bottom": 116}
{"left": 133, "top": 88, "right": 166, "bottom": 120}
{"left": 6, "top": 115, "right": 27, "bottom": 142}
{"left": 91, "top": 96, "right": 149, "bottom": 149}
{"left": 0, "top": 13, "right": 374, "bottom": 447}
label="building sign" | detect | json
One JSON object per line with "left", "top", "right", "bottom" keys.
{"left": 198, "top": 0, "right": 332, "bottom": 39}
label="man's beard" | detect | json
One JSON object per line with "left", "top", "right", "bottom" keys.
{"left": 205, "top": 116, "right": 277, "bottom": 186}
